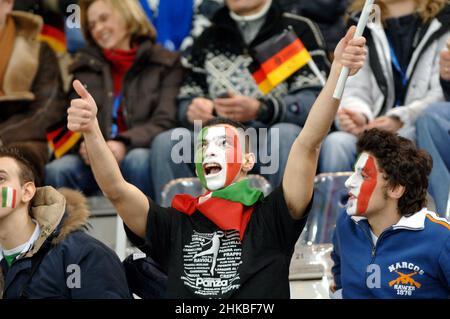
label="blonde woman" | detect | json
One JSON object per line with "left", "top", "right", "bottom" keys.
{"left": 45, "top": 0, "right": 184, "bottom": 198}
{"left": 319, "top": 0, "right": 450, "bottom": 173}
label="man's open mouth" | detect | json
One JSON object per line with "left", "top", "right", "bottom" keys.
{"left": 203, "top": 163, "right": 222, "bottom": 176}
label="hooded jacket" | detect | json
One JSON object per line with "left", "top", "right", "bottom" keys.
{"left": 339, "top": 7, "right": 450, "bottom": 129}
{"left": 0, "top": 187, "right": 131, "bottom": 299}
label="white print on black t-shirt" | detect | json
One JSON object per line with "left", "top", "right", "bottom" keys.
{"left": 181, "top": 230, "right": 242, "bottom": 297}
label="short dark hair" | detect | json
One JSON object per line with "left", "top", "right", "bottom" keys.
{"left": 0, "top": 147, "right": 36, "bottom": 185}
{"left": 204, "top": 117, "right": 247, "bottom": 131}
{"left": 204, "top": 117, "right": 251, "bottom": 152}
{"left": 356, "top": 129, "right": 432, "bottom": 216}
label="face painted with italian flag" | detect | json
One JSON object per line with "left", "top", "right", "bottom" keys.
{"left": 195, "top": 125, "right": 244, "bottom": 191}
{"left": 345, "top": 152, "right": 378, "bottom": 216}
{"left": 1, "top": 186, "right": 17, "bottom": 209}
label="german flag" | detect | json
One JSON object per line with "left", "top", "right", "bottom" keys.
{"left": 46, "top": 121, "right": 82, "bottom": 159}
{"left": 38, "top": 24, "right": 67, "bottom": 54}
{"left": 250, "top": 28, "right": 312, "bottom": 95}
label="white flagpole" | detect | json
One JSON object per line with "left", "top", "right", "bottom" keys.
{"left": 333, "top": 0, "right": 374, "bottom": 100}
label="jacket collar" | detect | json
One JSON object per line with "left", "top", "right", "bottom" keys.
{"left": 24, "top": 187, "right": 90, "bottom": 258}
{"left": 351, "top": 208, "right": 432, "bottom": 231}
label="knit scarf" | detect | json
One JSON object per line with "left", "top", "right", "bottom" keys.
{"left": 172, "top": 179, "right": 264, "bottom": 241}
{"left": 0, "top": 16, "right": 16, "bottom": 96}
{"left": 103, "top": 47, "right": 137, "bottom": 133}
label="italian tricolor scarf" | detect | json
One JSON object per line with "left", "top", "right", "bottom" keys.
{"left": 172, "top": 179, "right": 264, "bottom": 241}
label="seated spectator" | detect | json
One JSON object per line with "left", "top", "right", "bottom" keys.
{"left": 139, "top": 0, "right": 223, "bottom": 52}
{"left": 0, "top": 147, "right": 130, "bottom": 299}
{"left": 45, "top": 0, "right": 184, "bottom": 197}
{"left": 279, "top": 0, "right": 348, "bottom": 56}
{"left": 319, "top": 0, "right": 450, "bottom": 173}
{"left": 416, "top": 41, "right": 450, "bottom": 215}
{"left": 150, "top": 0, "right": 330, "bottom": 203}
{"left": 330, "top": 129, "right": 450, "bottom": 299}
{"left": 0, "top": 0, "right": 66, "bottom": 186}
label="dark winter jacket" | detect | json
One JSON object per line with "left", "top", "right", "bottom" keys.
{"left": 69, "top": 40, "right": 184, "bottom": 149}
{"left": 0, "top": 187, "right": 131, "bottom": 299}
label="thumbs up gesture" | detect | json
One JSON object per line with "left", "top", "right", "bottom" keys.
{"left": 67, "top": 80, "right": 98, "bottom": 133}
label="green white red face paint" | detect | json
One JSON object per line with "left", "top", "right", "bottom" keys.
{"left": 195, "top": 125, "right": 244, "bottom": 191}
{"left": 345, "top": 152, "right": 378, "bottom": 216}
{"left": 1, "top": 186, "right": 17, "bottom": 209}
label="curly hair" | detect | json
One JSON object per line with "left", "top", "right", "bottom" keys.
{"left": 348, "top": 0, "right": 449, "bottom": 23}
{"left": 356, "top": 129, "right": 433, "bottom": 216}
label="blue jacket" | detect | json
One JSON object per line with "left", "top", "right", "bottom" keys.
{"left": 0, "top": 187, "right": 131, "bottom": 299}
{"left": 331, "top": 208, "right": 450, "bottom": 299}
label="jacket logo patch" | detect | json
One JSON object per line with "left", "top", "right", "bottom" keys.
{"left": 388, "top": 262, "right": 424, "bottom": 296}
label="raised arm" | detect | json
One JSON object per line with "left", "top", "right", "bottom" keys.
{"left": 67, "top": 80, "right": 149, "bottom": 238}
{"left": 283, "top": 26, "right": 367, "bottom": 219}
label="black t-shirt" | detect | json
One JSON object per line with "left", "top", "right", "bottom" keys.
{"left": 145, "top": 185, "right": 312, "bottom": 299}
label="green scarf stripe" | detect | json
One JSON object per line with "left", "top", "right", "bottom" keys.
{"left": 195, "top": 127, "right": 208, "bottom": 188}
{"left": 211, "top": 179, "right": 264, "bottom": 206}
{"left": 2, "top": 187, "right": 7, "bottom": 208}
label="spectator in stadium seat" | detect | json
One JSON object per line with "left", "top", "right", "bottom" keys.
{"left": 0, "top": 147, "right": 130, "bottom": 299}
{"left": 0, "top": 0, "right": 66, "bottom": 186}
{"left": 150, "top": 0, "right": 330, "bottom": 203}
{"left": 319, "top": 0, "right": 450, "bottom": 174}
{"left": 415, "top": 40, "right": 450, "bottom": 215}
{"left": 45, "top": 0, "right": 184, "bottom": 197}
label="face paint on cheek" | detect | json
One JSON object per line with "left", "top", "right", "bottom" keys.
{"left": 1, "top": 186, "right": 17, "bottom": 209}
{"left": 195, "top": 127, "right": 208, "bottom": 188}
{"left": 224, "top": 126, "right": 242, "bottom": 186}
{"left": 356, "top": 155, "right": 378, "bottom": 216}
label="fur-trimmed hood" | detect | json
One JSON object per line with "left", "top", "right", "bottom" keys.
{"left": 24, "top": 187, "right": 90, "bottom": 258}
{"left": 0, "top": 11, "right": 43, "bottom": 102}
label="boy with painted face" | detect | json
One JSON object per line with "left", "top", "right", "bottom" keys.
{"left": 0, "top": 147, "right": 130, "bottom": 299}
{"left": 331, "top": 129, "right": 450, "bottom": 299}
{"left": 66, "top": 26, "right": 367, "bottom": 298}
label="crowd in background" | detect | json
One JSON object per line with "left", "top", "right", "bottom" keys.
{"left": 1, "top": 0, "right": 449, "bottom": 214}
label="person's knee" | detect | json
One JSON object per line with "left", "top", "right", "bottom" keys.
{"left": 270, "top": 123, "right": 301, "bottom": 140}
{"left": 122, "top": 148, "right": 151, "bottom": 170}
{"left": 416, "top": 105, "right": 444, "bottom": 131}
{"left": 45, "top": 155, "right": 83, "bottom": 185}
{"left": 322, "top": 131, "right": 357, "bottom": 152}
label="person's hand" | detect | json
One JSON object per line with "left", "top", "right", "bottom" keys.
{"left": 214, "top": 93, "right": 260, "bottom": 122}
{"left": 366, "top": 115, "right": 403, "bottom": 132}
{"left": 440, "top": 45, "right": 450, "bottom": 81}
{"left": 79, "top": 141, "right": 90, "bottom": 166}
{"left": 333, "top": 25, "right": 367, "bottom": 76}
{"left": 106, "top": 140, "right": 127, "bottom": 163}
{"left": 187, "top": 98, "right": 215, "bottom": 124}
{"left": 68, "top": 80, "right": 98, "bottom": 133}
{"left": 337, "top": 108, "right": 367, "bottom": 135}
